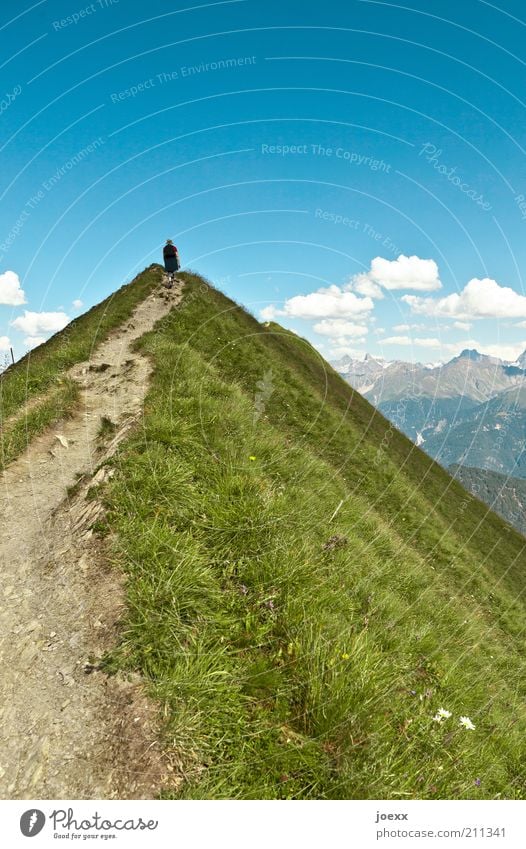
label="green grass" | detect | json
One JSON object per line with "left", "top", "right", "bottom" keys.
{"left": 0, "top": 264, "right": 162, "bottom": 469}
{"left": 97, "top": 272, "right": 526, "bottom": 799}
{"left": 97, "top": 415, "right": 117, "bottom": 440}
{"left": 0, "top": 377, "right": 79, "bottom": 469}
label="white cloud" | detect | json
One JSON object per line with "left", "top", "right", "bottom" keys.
{"left": 284, "top": 286, "right": 374, "bottom": 319}
{"left": 260, "top": 305, "right": 278, "bottom": 320}
{"left": 370, "top": 255, "right": 441, "bottom": 291}
{"left": 453, "top": 321, "right": 472, "bottom": 330}
{"left": 260, "top": 285, "right": 374, "bottom": 321}
{"left": 391, "top": 322, "right": 432, "bottom": 332}
{"left": 380, "top": 334, "right": 526, "bottom": 362}
{"left": 0, "top": 270, "right": 26, "bottom": 305}
{"left": 10, "top": 310, "right": 70, "bottom": 336}
{"left": 352, "top": 274, "right": 385, "bottom": 299}
{"left": 381, "top": 335, "right": 411, "bottom": 346}
{"left": 0, "top": 335, "right": 10, "bottom": 351}
{"left": 414, "top": 337, "right": 442, "bottom": 348}
{"left": 313, "top": 319, "right": 368, "bottom": 338}
{"left": 477, "top": 341, "right": 526, "bottom": 361}
{"left": 24, "top": 336, "right": 46, "bottom": 350}
{"left": 403, "top": 278, "right": 526, "bottom": 320}
{"left": 443, "top": 340, "right": 526, "bottom": 362}
{"left": 382, "top": 335, "right": 442, "bottom": 348}
{"left": 72, "top": 299, "right": 83, "bottom": 309}
{"left": 329, "top": 344, "right": 366, "bottom": 359}
{"left": 350, "top": 255, "right": 441, "bottom": 299}
{"left": 262, "top": 257, "right": 441, "bottom": 326}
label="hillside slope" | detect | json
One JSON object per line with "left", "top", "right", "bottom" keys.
{"left": 95, "top": 270, "right": 526, "bottom": 800}
{"left": 0, "top": 269, "right": 181, "bottom": 798}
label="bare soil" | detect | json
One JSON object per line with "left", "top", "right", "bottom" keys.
{"left": 0, "top": 281, "right": 183, "bottom": 799}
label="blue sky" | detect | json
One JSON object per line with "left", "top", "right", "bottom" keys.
{"left": 2, "top": 0, "right": 526, "bottom": 364}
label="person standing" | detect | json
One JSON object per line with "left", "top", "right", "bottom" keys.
{"left": 163, "top": 239, "right": 180, "bottom": 284}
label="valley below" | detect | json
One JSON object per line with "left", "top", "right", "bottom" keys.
{"left": 334, "top": 348, "right": 526, "bottom": 534}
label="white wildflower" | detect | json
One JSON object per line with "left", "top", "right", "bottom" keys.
{"left": 459, "top": 716, "right": 476, "bottom": 731}
{"left": 433, "top": 708, "right": 452, "bottom": 722}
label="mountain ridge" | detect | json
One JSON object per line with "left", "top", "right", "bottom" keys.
{"left": 102, "top": 272, "right": 526, "bottom": 798}
{"left": 334, "top": 348, "right": 526, "bottom": 513}
{"left": 333, "top": 347, "right": 526, "bottom": 403}
{"left": 1, "top": 268, "right": 526, "bottom": 799}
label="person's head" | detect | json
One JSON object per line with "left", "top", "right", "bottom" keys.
{"left": 166, "top": 238, "right": 173, "bottom": 244}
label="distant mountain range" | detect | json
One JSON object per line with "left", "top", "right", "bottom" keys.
{"left": 335, "top": 348, "right": 526, "bottom": 405}
{"left": 333, "top": 348, "right": 526, "bottom": 533}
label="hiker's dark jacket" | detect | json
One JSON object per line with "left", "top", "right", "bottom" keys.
{"left": 163, "top": 244, "right": 178, "bottom": 259}
{"left": 163, "top": 244, "right": 179, "bottom": 272}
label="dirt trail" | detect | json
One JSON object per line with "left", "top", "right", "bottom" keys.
{"left": 0, "top": 280, "right": 183, "bottom": 799}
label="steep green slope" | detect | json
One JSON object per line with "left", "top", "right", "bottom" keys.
{"left": 0, "top": 265, "right": 161, "bottom": 470}
{"left": 97, "top": 271, "right": 526, "bottom": 800}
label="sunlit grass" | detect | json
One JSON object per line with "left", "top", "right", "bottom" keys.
{"left": 100, "top": 273, "right": 526, "bottom": 799}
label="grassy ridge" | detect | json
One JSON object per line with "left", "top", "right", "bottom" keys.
{"left": 101, "top": 273, "right": 526, "bottom": 799}
{"left": 0, "top": 265, "right": 162, "bottom": 469}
